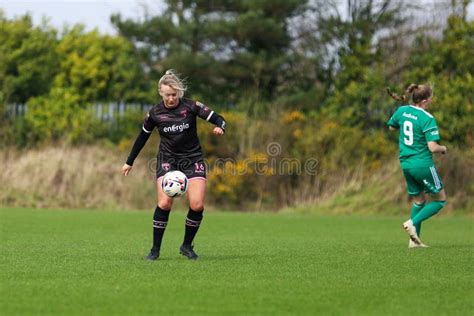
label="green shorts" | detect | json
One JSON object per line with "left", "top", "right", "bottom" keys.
{"left": 402, "top": 166, "right": 444, "bottom": 196}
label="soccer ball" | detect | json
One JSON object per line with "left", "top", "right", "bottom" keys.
{"left": 161, "top": 171, "right": 188, "bottom": 198}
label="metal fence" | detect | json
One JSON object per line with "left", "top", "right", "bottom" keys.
{"left": 6, "top": 103, "right": 153, "bottom": 121}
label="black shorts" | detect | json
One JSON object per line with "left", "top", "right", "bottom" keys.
{"left": 156, "top": 155, "right": 207, "bottom": 180}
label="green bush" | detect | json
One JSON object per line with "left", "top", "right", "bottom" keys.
{"left": 25, "top": 88, "right": 102, "bottom": 143}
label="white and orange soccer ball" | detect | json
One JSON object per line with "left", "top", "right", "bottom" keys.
{"left": 161, "top": 171, "right": 188, "bottom": 197}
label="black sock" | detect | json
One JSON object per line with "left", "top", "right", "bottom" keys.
{"left": 183, "top": 208, "right": 203, "bottom": 246}
{"left": 152, "top": 206, "right": 170, "bottom": 251}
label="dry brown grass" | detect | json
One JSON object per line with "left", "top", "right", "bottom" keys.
{"left": 1, "top": 145, "right": 472, "bottom": 214}
{"left": 0, "top": 145, "right": 157, "bottom": 209}
{"left": 285, "top": 149, "right": 474, "bottom": 215}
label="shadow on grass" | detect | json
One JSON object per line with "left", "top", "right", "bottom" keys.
{"left": 199, "top": 254, "right": 257, "bottom": 261}
{"left": 134, "top": 254, "right": 257, "bottom": 262}
{"left": 141, "top": 254, "right": 257, "bottom": 262}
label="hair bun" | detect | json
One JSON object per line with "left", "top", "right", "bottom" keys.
{"left": 165, "top": 69, "right": 174, "bottom": 75}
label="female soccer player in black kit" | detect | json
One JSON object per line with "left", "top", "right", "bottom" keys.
{"left": 122, "top": 70, "right": 226, "bottom": 260}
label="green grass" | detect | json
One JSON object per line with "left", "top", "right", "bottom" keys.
{"left": 1, "top": 208, "right": 473, "bottom": 315}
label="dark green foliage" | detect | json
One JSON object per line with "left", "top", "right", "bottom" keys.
{"left": 112, "top": 0, "right": 306, "bottom": 104}
{"left": 3, "top": 2, "right": 472, "bottom": 146}
{"left": 0, "top": 12, "right": 58, "bottom": 105}
{"left": 402, "top": 16, "right": 474, "bottom": 146}
{"left": 1, "top": 14, "right": 152, "bottom": 145}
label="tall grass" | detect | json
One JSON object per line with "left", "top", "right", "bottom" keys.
{"left": 1, "top": 145, "right": 472, "bottom": 214}
{"left": 1, "top": 144, "right": 156, "bottom": 209}
{"left": 286, "top": 148, "right": 474, "bottom": 215}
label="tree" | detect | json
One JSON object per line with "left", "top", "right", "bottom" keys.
{"left": 315, "top": 0, "right": 410, "bottom": 128}
{"left": 53, "top": 26, "right": 152, "bottom": 103}
{"left": 24, "top": 25, "right": 152, "bottom": 143}
{"left": 403, "top": 14, "right": 474, "bottom": 146}
{"left": 112, "top": 0, "right": 307, "bottom": 106}
{"left": 0, "top": 11, "right": 59, "bottom": 146}
{"left": 0, "top": 12, "right": 58, "bottom": 105}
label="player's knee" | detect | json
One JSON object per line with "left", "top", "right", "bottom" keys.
{"left": 412, "top": 193, "right": 425, "bottom": 205}
{"left": 189, "top": 200, "right": 204, "bottom": 211}
{"left": 158, "top": 200, "right": 173, "bottom": 210}
{"left": 439, "top": 191, "right": 447, "bottom": 201}
{"left": 413, "top": 198, "right": 426, "bottom": 205}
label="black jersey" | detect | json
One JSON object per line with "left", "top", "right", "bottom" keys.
{"left": 143, "top": 98, "right": 217, "bottom": 159}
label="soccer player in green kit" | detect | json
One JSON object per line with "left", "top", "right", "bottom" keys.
{"left": 387, "top": 84, "right": 447, "bottom": 248}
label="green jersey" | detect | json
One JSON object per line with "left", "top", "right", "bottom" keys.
{"left": 387, "top": 105, "right": 441, "bottom": 169}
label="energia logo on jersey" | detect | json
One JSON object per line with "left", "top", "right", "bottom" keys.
{"left": 163, "top": 122, "right": 190, "bottom": 133}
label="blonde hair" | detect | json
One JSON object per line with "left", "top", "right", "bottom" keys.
{"left": 387, "top": 84, "right": 433, "bottom": 104}
{"left": 158, "top": 69, "right": 187, "bottom": 98}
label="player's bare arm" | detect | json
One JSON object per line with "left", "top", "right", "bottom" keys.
{"left": 427, "top": 141, "right": 447, "bottom": 154}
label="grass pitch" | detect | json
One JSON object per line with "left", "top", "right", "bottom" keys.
{"left": 1, "top": 208, "right": 473, "bottom": 315}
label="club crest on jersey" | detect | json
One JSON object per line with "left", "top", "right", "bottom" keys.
{"left": 180, "top": 110, "right": 188, "bottom": 117}
{"left": 162, "top": 163, "right": 171, "bottom": 171}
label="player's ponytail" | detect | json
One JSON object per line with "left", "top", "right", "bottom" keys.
{"left": 158, "top": 69, "right": 187, "bottom": 98}
{"left": 387, "top": 84, "right": 418, "bottom": 103}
